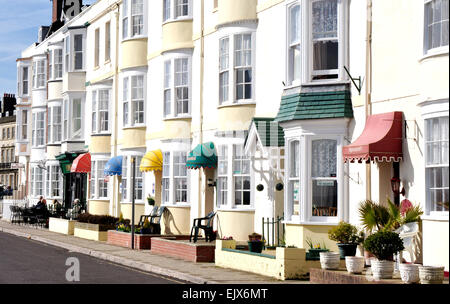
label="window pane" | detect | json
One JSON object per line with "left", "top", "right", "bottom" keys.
{"left": 290, "top": 5, "right": 301, "bottom": 44}
{"left": 313, "top": 40, "right": 338, "bottom": 71}
{"left": 312, "top": 0, "right": 338, "bottom": 39}
{"left": 312, "top": 180, "right": 337, "bottom": 216}
{"left": 312, "top": 139, "right": 337, "bottom": 178}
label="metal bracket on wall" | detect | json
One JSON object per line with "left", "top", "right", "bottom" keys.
{"left": 344, "top": 66, "right": 363, "bottom": 95}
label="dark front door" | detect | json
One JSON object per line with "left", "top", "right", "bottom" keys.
{"left": 63, "top": 173, "right": 87, "bottom": 210}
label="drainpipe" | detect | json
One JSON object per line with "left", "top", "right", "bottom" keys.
{"left": 365, "top": 0, "right": 372, "bottom": 200}
{"left": 198, "top": 0, "right": 205, "bottom": 218}
{"left": 113, "top": 2, "right": 120, "bottom": 217}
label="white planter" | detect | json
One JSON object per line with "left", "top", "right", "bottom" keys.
{"left": 345, "top": 256, "right": 365, "bottom": 274}
{"left": 419, "top": 266, "right": 445, "bottom": 284}
{"left": 319, "top": 252, "right": 340, "bottom": 270}
{"left": 399, "top": 263, "right": 420, "bottom": 284}
{"left": 371, "top": 259, "right": 395, "bottom": 280}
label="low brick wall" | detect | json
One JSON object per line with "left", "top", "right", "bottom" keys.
{"left": 107, "top": 230, "right": 160, "bottom": 250}
{"left": 150, "top": 236, "right": 215, "bottom": 263}
{"left": 309, "top": 268, "right": 401, "bottom": 284}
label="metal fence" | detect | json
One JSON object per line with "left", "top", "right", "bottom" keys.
{"left": 262, "top": 215, "right": 285, "bottom": 248}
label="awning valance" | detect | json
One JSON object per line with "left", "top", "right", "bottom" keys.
{"left": 140, "top": 149, "right": 163, "bottom": 172}
{"left": 70, "top": 153, "right": 91, "bottom": 173}
{"left": 104, "top": 156, "right": 123, "bottom": 176}
{"left": 186, "top": 142, "right": 218, "bottom": 169}
{"left": 343, "top": 111, "right": 403, "bottom": 163}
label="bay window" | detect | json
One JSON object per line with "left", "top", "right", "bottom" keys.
{"left": 123, "top": 75, "right": 145, "bottom": 126}
{"left": 51, "top": 49, "right": 63, "bottom": 79}
{"left": 425, "top": 116, "right": 449, "bottom": 215}
{"left": 21, "top": 110, "right": 28, "bottom": 140}
{"left": 218, "top": 32, "right": 255, "bottom": 105}
{"left": 91, "top": 160, "right": 108, "bottom": 199}
{"left": 72, "top": 99, "right": 82, "bottom": 139}
{"left": 122, "top": 156, "right": 128, "bottom": 200}
{"left": 122, "top": 0, "right": 146, "bottom": 39}
{"left": 21, "top": 66, "right": 29, "bottom": 96}
{"left": 63, "top": 31, "right": 85, "bottom": 72}
{"left": 47, "top": 105, "right": 62, "bottom": 144}
{"left": 92, "top": 89, "right": 110, "bottom": 134}
{"left": 74, "top": 34, "right": 83, "bottom": 70}
{"left": 216, "top": 144, "right": 252, "bottom": 208}
{"left": 424, "top": 0, "right": 449, "bottom": 55}
{"left": 163, "top": 0, "right": 191, "bottom": 22}
{"left": 161, "top": 151, "right": 189, "bottom": 205}
{"left": 33, "top": 167, "right": 44, "bottom": 197}
{"left": 62, "top": 95, "right": 85, "bottom": 141}
{"left": 121, "top": 155, "right": 144, "bottom": 202}
{"left": 288, "top": 140, "right": 300, "bottom": 216}
{"left": 46, "top": 165, "right": 62, "bottom": 198}
{"left": 288, "top": 3, "right": 301, "bottom": 85}
{"left": 163, "top": 56, "right": 191, "bottom": 118}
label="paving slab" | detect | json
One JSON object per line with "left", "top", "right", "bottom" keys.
{"left": 0, "top": 220, "right": 309, "bottom": 284}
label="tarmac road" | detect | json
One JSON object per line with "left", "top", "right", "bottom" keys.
{"left": 0, "top": 232, "right": 186, "bottom": 284}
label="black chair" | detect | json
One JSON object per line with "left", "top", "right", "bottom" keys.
{"left": 189, "top": 212, "right": 216, "bottom": 243}
{"left": 9, "top": 206, "right": 22, "bottom": 224}
{"left": 149, "top": 206, "right": 166, "bottom": 234}
{"left": 138, "top": 205, "right": 159, "bottom": 227}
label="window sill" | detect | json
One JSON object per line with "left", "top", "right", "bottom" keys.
{"left": 217, "top": 101, "right": 256, "bottom": 109}
{"left": 161, "top": 203, "right": 191, "bottom": 208}
{"left": 215, "top": 207, "right": 255, "bottom": 212}
{"left": 163, "top": 115, "right": 192, "bottom": 121}
{"left": 162, "top": 17, "right": 193, "bottom": 26}
{"left": 122, "top": 125, "right": 146, "bottom": 130}
{"left": 120, "top": 201, "right": 145, "bottom": 205}
{"left": 421, "top": 214, "right": 449, "bottom": 222}
{"left": 48, "top": 79, "right": 63, "bottom": 83}
{"left": 89, "top": 198, "right": 109, "bottom": 201}
{"left": 419, "top": 47, "right": 449, "bottom": 63}
{"left": 282, "top": 220, "right": 339, "bottom": 226}
{"left": 90, "top": 133, "right": 111, "bottom": 137}
{"left": 121, "top": 36, "right": 148, "bottom": 43}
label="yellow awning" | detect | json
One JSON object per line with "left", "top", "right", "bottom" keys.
{"left": 140, "top": 149, "right": 163, "bottom": 172}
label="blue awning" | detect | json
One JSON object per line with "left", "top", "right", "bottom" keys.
{"left": 104, "top": 156, "right": 123, "bottom": 176}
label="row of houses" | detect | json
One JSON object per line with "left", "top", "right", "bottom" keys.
{"left": 14, "top": 0, "right": 448, "bottom": 271}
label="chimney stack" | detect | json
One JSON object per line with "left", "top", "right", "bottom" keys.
{"left": 52, "top": 0, "right": 63, "bottom": 23}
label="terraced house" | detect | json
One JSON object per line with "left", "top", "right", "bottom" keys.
{"left": 14, "top": 0, "right": 448, "bottom": 273}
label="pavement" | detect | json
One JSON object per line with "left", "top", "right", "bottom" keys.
{"left": 0, "top": 219, "right": 308, "bottom": 284}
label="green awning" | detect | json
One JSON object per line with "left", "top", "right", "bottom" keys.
{"left": 186, "top": 142, "right": 218, "bottom": 169}
{"left": 55, "top": 152, "right": 84, "bottom": 174}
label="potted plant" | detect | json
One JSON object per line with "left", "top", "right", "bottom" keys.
{"left": 319, "top": 251, "right": 340, "bottom": 270}
{"left": 139, "top": 217, "right": 152, "bottom": 234}
{"left": 363, "top": 230, "right": 404, "bottom": 280}
{"left": 147, "top": 194, "right": 155, "bottom": 206}
{"left": 328, "top": 221, "right": 364, "bottom": 258}
{"left": 399, "top": 263, "right": 420, "bottom": 284}
{"left": 419, "top": 266, "right": 445, "bottom": 284}
{"left": 305, "top": 237, "right": 329, "bottom": 259}
{"left": 248, "top": 232, "right": 264, "bottom": 253}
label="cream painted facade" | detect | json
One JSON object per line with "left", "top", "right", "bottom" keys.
{"left": 15, "top": 0, "right": 448, "bottom": 273}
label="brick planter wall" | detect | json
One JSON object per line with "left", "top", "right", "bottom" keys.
{"left": 309, "top": 268, "right": 401, "bottom": 284}
{"left": 150, "top": 237, "right": 215, "bottom": 263}
{"left": 107, "top": 230, "right": 160, "bottom": 250}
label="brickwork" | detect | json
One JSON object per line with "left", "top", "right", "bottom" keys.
{"left": 309, "top": 268, "right": 401, "bottom": 284}
{"left": 107, "top": 230, "right": 158, "bottom": 250}
{"left": 150, "top": 237, "right": 215, "bottom": 263}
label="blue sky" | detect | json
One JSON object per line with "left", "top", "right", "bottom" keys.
{"left": 0, "top": 0, "right": 96, "bottom": 95}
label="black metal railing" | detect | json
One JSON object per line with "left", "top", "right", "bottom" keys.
{"left": 262, "top": 215, "right": 285, "bottom": 248}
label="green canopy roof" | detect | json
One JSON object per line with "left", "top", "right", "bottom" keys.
{"left": 186, "top": 142, "right": 218, "bottom": 169}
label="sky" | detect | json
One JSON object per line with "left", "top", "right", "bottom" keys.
{"left": 0, "top": 0, "right": 96, "bottom": 95}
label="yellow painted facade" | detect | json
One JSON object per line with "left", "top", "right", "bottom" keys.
{"left": 285, "top": 224, "right": 339, "bottom": 252}
{"left": 120, "top": 127, "right": 146, "bottom": 148}
{"left": 217, "top": 104, "right": 255, "bottom": 131}
{"left": 62, "top": 72, "right": 86, "bottom": 92}
{"left": 217, "top": 0, "right": 257, "bottom": 26}
{"left": 160, "top": 206, "right": 191, "bottom": 235}
{"left": 161, "top": 20, "right": 194, "bottom": 53}
{"left": 146, "top": 119, "right": 191, "bottom": 140}
{"left": 216, "top": 210, "right": 255, "bottom": 241}
{"left": 89, "top": 135, "right": 112, "bottom": 154}
{"left": 120, "top": 203, "right": 145, "bottom": 225}
{"left": 120, "top": 38, "right": 148, "bottom": 70}
{"left": 88, "top": 199, "right": 110, "bottom": 215}
{"left": 46, "top": 146, "right": 61, "bottom": 160}
{"left": 47, "top": 81, "right": 63, "bottom": 100}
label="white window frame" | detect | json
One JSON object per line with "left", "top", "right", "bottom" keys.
{"left": 94, "top": 28, "right": 100, "bottom": 68}
{"left": 423, "top": 0, "right": 449, "bottom": 56}
{"left": 33, "top": 167, "right": 44, "bottom": 197}
{"left": 19, "top": 65, "right": 30, "bottom": 96}
{"left": 423, "top": 112, "right": 449, "bottom": 218}
{"left": 287, "top": 139, "right": 300, "bottom": 221}
{"left": 122, "top": 74, "right": 146, "bottom": 127}
{"left": 163, "top": 54, "right": 192, "bottom": 118}
{"left": 121, "top": 155, "right": 145, "bottom": 203}
{"left": 105, "top": 21, "right": 111, "bottom": 62}
{"left": 21, "top": 109, "right": 28, "bottom": 140}
{"left": 217, "top": 30, "right": 256, "bottom": 106}
{"left": 216, "top": 142, "right": 254, "bottom": 210}
{"left": 287, "top": 1, "right": 301, "bottom": 86}
{"left": 90, "top": 159, "right": 109, "bottom": 199}
{"left": 32, "top": 111, "right": 45, "bottom": 147}
{"left": 161, "top": 150, "right": 190, "bottom": 206}
{"left": 62, "top": 94, "right": 85, "bottom": 141}
{"left": 33, "top": 59, "right": 46, "bottom": 89}
{"left": 45, "top": 164, "right": 63, "bottom": 198}
{"left": 163, "top": 0, "right": 192, "bottom": 23}
{"left": 91, "top": 88, "right": 111, "bottom": 134}
{"left": 122, "top": 0, "right": 147, "bottom": 40}
{"left": 64, "top": 30, "right": 86, "bottom": 73}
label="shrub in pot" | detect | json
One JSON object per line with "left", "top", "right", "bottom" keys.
{"left": 248, "top": 233, "right": 263, "bottom": 253}
{"left": 328, "top": 221, "right": 364, "bottom": 258}
{"left": 305, "top": 237, "right": 329, "bottom": 259}
{"left": 363, "top": 230, "right": 404, "bottom": 280}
